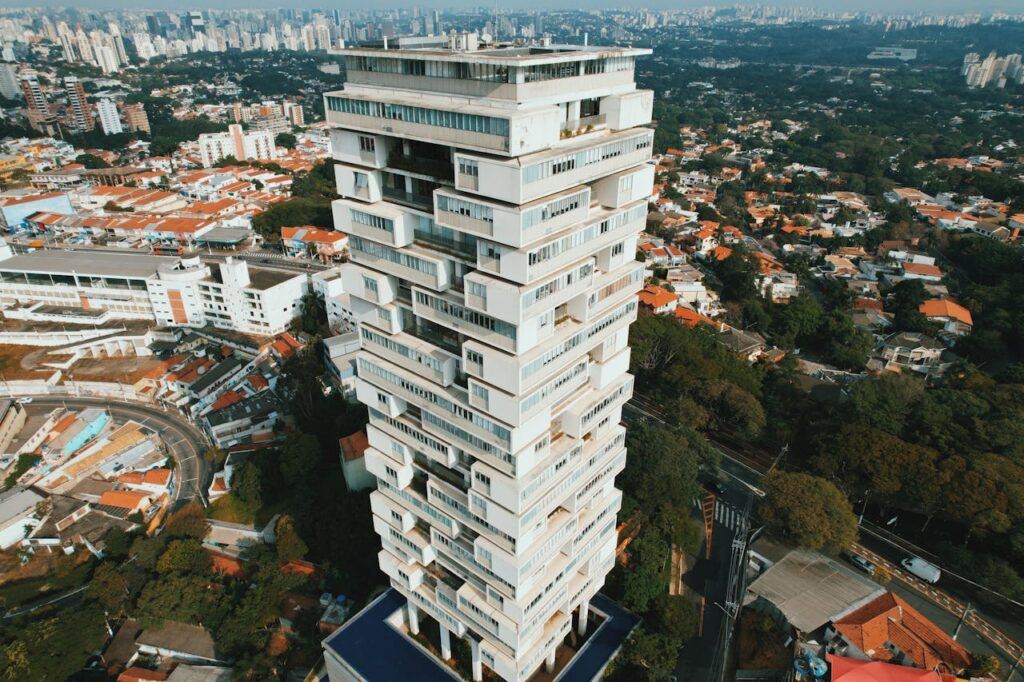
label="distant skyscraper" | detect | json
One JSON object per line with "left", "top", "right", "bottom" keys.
{"left": 97, "top": 98, "right": 123, "bottom": 135}
{"left": 64, "top": 76, "right": 94, "bottom": 133}
{"left": 198, "top": 123, "right": 277, "bottom": 167}
{"left": 0, "top": 63, "right": 19, "bottom": 101}
{"left": 20, "top": 72, "right": 58, "bottom": 135}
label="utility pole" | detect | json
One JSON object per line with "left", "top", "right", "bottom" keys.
{"left": 952, "top": 602, "right": 972, "bottom": 640}
{"left": 768, "top": 443, "right": 788, "bottom": 472}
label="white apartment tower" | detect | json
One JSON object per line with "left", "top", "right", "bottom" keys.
{"left": 324, "top": 37, "right": 653, "bottom": 682}
{"left": 96, "top": 98, "right": 123, "bottom": 135}
{"left": 198, "top": 123, "right": 278, "bottom": 167}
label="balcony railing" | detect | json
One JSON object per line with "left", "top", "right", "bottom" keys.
{"left": 560, "top": 114, "right": 606, "bottom": 139}
{"left": 382, "top": 186, "right": 434, "bottom": 210}
{"left": 388, "top": 153, "right": 454, "bottom": 182}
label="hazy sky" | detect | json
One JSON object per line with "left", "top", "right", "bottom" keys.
{"left": 12, "top": 0, "right": 1024, "bottom": 11}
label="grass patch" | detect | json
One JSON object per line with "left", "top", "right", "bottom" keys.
{"left": 206, "top": 494, "right": 258, "bottom": 525}
{"left": 0, "top": 558, "right": 94, "bottom": 610}
{"left": 3, "top": 453, "right": 41, "bottom": 491}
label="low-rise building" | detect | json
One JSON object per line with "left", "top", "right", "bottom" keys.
{"left": 918, "top": 298, "right": 973, "bottom": 337}
{"left": 0, "top": 486, "right": 46, "bottom": 548}
{"left": 0, "top": 250, "right": 307, "bottom": 337}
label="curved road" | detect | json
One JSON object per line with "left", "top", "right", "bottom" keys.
{"left": 27, "top": 397, "right": 211, "bottom": 506}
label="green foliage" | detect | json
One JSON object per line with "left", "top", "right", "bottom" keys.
{"left": 280, "top": 432, "right": 320, "bottom": 487}
{"left": 275, "top": 132, "right": 297, "bottom": 149}
{"left": 156, "top": 538, "right": 212, "bottom": 575}
{"left": 251, "top": 197, "right": 333, "bottom": 237}
{"left": 230, "top": 460, "right": 264, "bottom": 509}
{"left": 620, "top": 526, "right": 670, "bottom": 613}
{"left": 652, "top": 594, "right": 699, "bottom": 643}
{"left": 630, "top": 313, "right": 762, "bottom": 438}
{"left": 966, "top": 653, "right": 1001, "bottom": 678}
{"left": 758, "top": 470, "right": 859, "bottom": 552}
{"left": 622, "top": 628, "right": 679, "bottom": 679}
{"left": 621, "top": 423, "right": 702, "bottom": 519}
{"left": 0, "top": 601, "right": 108, "bottom": 680}
{"left": 295, "top": 291, "right": 328, "bottom": 335}
{"left": 275, "top": 514, "right": 309, "bottom": 563}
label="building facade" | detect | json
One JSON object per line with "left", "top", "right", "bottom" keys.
{"left": 323, "top": 37, "right": 653, "bottom": 682}
{"left": 0, "top": 249, "right": 306, "bottom": 336}
{"left": 198, "top": 123, "right": 278, "bottom": 167}
{"left": 123, "top": 103, "right": 151, "bottom": 134}
{"left": 97, "top": 98, "right": 123, "bottom": 135}
{"left": 63, "top": 76, "right": 94, "bottom": 133}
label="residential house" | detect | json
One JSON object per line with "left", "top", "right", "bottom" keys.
{"left": 918, "top": 299, "right": 973, "bottom": 337}
{"left": 826, "top": 592, "right": 970, "bottom": 674}
{"left": 876, "top": 332, "right": 946, "bottom": 374}
{"left": 637, "top": 284, "right": 679, "bottom": 314}
{"left": 828, "top": 655, "right": 961, "bottom": 682}
{"left": 0, "top": 486, "right": 46, "bottom": 548}
{"left": 339, "top": 430, "right": 374, "bottom": 492}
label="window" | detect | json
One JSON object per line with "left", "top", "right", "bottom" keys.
{"left": 472, "top": 384, "right": 489, "bottom": 401}
{"left": 612, "top": 242, "right": 624, "bottom": 257}
{"left": 358, "top": 136, "right": 375, "bottom": 152}
{"left": 351, "top": 209, "right": 393, "bottom": 233}
{"left": 327, "top": 96, "right": 510, "bottom": 138}
{"left": 468, "top": 280, "right": 487, "bottom": 303}
{"left": 475, "top": 471, "right": 491, "bottom": 486}
{"left": 458, "top": 158, "right": 479, "bottom": 177}
{"left": 363, "top": 276, "right": 379, "bottom": 295}
{"left": 466, "top": 349, "right": 483, "bottom": 365}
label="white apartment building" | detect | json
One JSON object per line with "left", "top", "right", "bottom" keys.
{"left": 96, "top": 98, "right": 123, "bottom": 135}
{"left": 0, "top": 249, "right": 306, "bottom": 337}
{"left": 322, "top": 36, "right": 653, "bottom": 682}
{"left": 198, "top": 123, "right": 278, "bottom": 168}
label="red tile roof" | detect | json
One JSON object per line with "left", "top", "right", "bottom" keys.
{"left": 919, "top": 298, "right": 972, "bottom": 326}
{"left": 339, "top": 430, "right": 369, "bottom": 463}
{"left": 637, "top": 285, "right": 677, "bottom": 309}
{"left": 828, "top": 654, "right": 959, "bottom": 682}
{"left": 833, "top": 592, "right": 970, "bottom": 673}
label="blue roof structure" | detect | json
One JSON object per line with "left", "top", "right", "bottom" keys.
{"left": 321, "top": 590, "right": 638, "bottom": 682}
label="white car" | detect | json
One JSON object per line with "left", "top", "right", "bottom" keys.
{"left": 15, "top": 397, "right": 32, "bottom": 405}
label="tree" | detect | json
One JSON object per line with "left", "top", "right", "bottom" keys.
{"left": 888, "top": 279, "right": 933, "bottom": 333}
{"left": 88, "top": 562, "right": 131, "bottom": 611}
{"left": 231, "top": 459, "right": 263, "bottom": 509}
{"left": 130, "top": 535, "right": 167, "bottom": 571}
{"left": 966, "top": 653, "right": 1000, "bottom": 678}
{"left": 623, "top": 628, "right": 678, "bottom": 677}
{"left": 620, "top": 526, "right": 669, "bottom": 613}
{"left": 280, "top": 432, "right": 320, "bottom": 486}
{"left": 163, "top": 502, "right": 208, "bottom": 539}
{"left": 295, "top": 291, "right": 327, "bottom": 335}
{"left": 275, "top": 132, "right": 297, "bottom": 149}
{"left": 157, "top": 538, "right": 212, "bottom": 575}
{"left": 75, "top": 153, "right": 109, "bottom": 169}
{"left": 103, "top": 526, "right": 133, "bottom": 558}
{"left": 758, "top": 471, "right": 858, "bottom": 552}
{"left": 274, "top": 514, "right": 308, "bottom": 562}
{"left": 652, "top": 594, "right": 698, "bottom": 643}
{"left": 621, "top": 424, "right": 701, "bottom": 518}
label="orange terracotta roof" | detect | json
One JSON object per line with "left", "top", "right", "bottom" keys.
{"left": 339, "top": 430, "right": 369, "bottom": 462}
{"left": 919, "top": 298, "right": 972, "bottom": 326}
{"left": 902, "top": 262, "right": 943, "bottom": 278}
{"left": 834, "top": 592, "right": 970, "bottom": 672}
{"left": 674, "top": 306, "right": 719, "bottom": 329}
{"left": 828, "top": 655, "right": 959, "bottom": 682}
{"left": 210, "top": 390, "right": 243, "bottom": 411}
{"left": 98, "top": 489, "right": 149, "bottom": 510}
{"left": 247, "top": 373, "right": 269, "bottom": 390}
{"left": 711, "top": 245, "right": 733, "bottom": 261}
{"left": 637, "top": 285, "right": 678, "bottom": 309}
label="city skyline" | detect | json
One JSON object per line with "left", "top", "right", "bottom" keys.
{"left": 3, "top": 1, "right": 1023, "bottom": 14}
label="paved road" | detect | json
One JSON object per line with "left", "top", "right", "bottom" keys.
{"left": 26, "top": 396, "right": 211, "bottom": 506}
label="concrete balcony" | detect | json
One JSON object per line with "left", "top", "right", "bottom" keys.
{"left": 462, "top": 258, "right": 594, "bottom": 325}
{"left": 365, "top": 446, "right": 415, "bottom": 489}
{"left": 560, "top": 374, "right": 633, "bottom": 438}
{"left": 329, "top": 128, "right": 391, "bottom": 168}
{"left": 592, "top": 163, "right": 656, "bottom": 209}
{"left": 349, "top": 237, "right": 453, "bottom": 292}
{"left": 378, "top": 548, "right": 424, "bottom": 591}
{"left": 367, "top": 424, "right": 414, "bottom": 466}
{"left": 474, "top": 200, "right": 646, "bottom": 285}
{"left": 454, "top": 127, "right": 654, "bottom": 205}
{"left": 374, "top": 516, "right": 436, "bottom": 566}
{"left": 339, "top": 262, "right": 399, "bottom": 306}
{"left": 355, "top": 377, "right": 407, "bottom": 418}
{"left": 335, "top": 164, "right": 382, "bottom": 203}
{"left": 371, "top": 490, "right": 416, "bottom": 533}
{"left": 360, "top": 328, "right": 460, "bottom": 387}
{"left": 412, "top": 288, "right": 517, "bottom": 354}
{"left": 332, "top": 198, "right": 414, "bottom": 248}
{"left": 601, "top": 89, "right": 654, "bottom": 131}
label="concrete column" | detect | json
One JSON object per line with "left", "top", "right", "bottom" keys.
{"left": 407, "top": 602, "right": 419, "bottom": 635}
{"left": 545, "top": 648, "right": 556, "bottom": 673}
{"left": 577, "top": 598, "right": 590, "bottom": 636}
{"left": 470, "top": 638, "right": 483, "bottom": 682}
{"left": 440, "top": 624, "right": 452, "bottom": 660}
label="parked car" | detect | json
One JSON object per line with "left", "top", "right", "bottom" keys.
{"left": 901, "top": 557, "right": 941, "bottom": 584}
{"left": 15, "top": 397, "right": 32, "bottom": 405}
{"left": 841, "top": 551, "right": 875, "bottom": 575}
{"left": 701, "top": 476, "right": 727, "bottom": 496}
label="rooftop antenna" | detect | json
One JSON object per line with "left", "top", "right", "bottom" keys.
{"left": 383, "top": 35, "right": 388, "bottom": 50}
{"left": 584, "top": 33, "right": 588, "bottom": 46}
